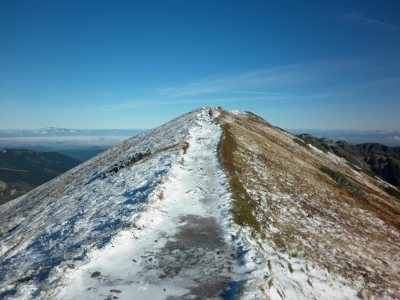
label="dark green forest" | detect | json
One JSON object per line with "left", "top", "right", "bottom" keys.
{"left": 0, "top": 149, "right": 80, "bottom": 205}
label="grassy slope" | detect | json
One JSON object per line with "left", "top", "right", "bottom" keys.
{"left": 216, "top": 108, "right": 400, "bottom": 298}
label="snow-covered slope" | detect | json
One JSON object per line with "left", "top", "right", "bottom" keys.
{"left": 1, "top": 108, "right": 399, "bottom": 299}
{"left": 1, "top": 108, "right": 228, "bottom": 298}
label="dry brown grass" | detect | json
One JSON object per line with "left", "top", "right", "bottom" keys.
{"left": 181, "top": 142, "right": 190, "bottom": 154}
{"left": 157, "top": 190, "right": 164, "bottom": 200}
{"left": 217, "top": 118, "right": 260, "bottom": 232}
{"left": 91, "top": 271, "right": 101, "bottom": 278}
{"left": 216, "top": 108, "right": 400, "bottom": 298}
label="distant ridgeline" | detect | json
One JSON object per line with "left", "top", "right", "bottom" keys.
{"left": 296, "top": 134, "right": 400, "bottom": 189}
{"left": 0, "top": 149, "right": 81, "bottom": 205}
{"left": 101, "top": 149, "right": 152, "bottom": 178}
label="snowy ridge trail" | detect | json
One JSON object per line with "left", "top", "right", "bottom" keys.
{"left": 52, "top": 109, "right": 243, "bottom": 299}
{"left": 1, "top": 108, "right": 238, "bottom": 299}
{"left": 2, "top": 107, "right": 383, "bottom": 299}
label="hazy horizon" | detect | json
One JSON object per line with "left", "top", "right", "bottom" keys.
{"left": 0, "top": 128, "right": 145, "bottom": 150}
{"left": 1, "top": 127, "right": 399, "bottom": 150}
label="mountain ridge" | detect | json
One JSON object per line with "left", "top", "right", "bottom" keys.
{"left": 1, "top": 107, "right": 400, "bottom": 299}
{"left": 216, "top": 109, "right": 400, "bottom": 298}
{"left": 296, "top": 134, "right": 400, "bottom": 189}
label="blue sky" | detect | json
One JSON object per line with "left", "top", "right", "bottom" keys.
{"left": 1, "top": 0, "right": 400, "bottom": 131}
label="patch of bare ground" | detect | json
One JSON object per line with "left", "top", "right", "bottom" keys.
{"left": 216, "top": 109, "right": 400, "bottom": 298}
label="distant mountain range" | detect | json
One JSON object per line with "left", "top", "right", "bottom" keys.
{"left": 296, "top": 134, "right": 400, "bottom": 188}
{"left": 0, "top": 128, "right": 146, "bottom": 151}
{"left": 288, "top": 129, "right": 400, "bottom": 147}
{"left": 0, "top": 149, "right": 81, "bottom": 205}
{"left": 0, "top": 127, "right": 145, "bottom": 138}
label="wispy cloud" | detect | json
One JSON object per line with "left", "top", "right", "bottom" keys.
{"left": 157, "top": 67, "right": 309, "bottom": 99}
{"left": 69, "top": 57, "right": 395, "bottom": 114}
{"left": 154, "top": 58, "right": 378, "bottom": 100}
{"left": 88, "top": 98, "right": 206, "bottom": 111}
{"left": 88, "top": 90, "right": 359, "bottom": 113}
{"left": 389, "top": 136, "right": 400, "bottom": 141}
{"left": 342, "top": 13, "right": 400, "bottom": 31}
{"left": 370, "top": 77, "right": 400, "bottom": 85}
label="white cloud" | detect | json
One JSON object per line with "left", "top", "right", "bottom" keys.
{"left": 155, "top": 58, "right": 375, "bottom": 100}
{"left": 388, "top": 136, "right": 400, "bottom": 141}
{"left": 342, "top": 13, "right": 400, "bottom": 31}
{"left": 371, "top": 77, "right": 400, "bottom": 85}
{"left": 56, "top": 58, "right": 396, "bottom": 115}
{"left": 88, "top": 98, "right": 206, "bottom": 112}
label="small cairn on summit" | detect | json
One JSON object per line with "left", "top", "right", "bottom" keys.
{"left": 101, "top": 149, "right": 152, "bottom": 178}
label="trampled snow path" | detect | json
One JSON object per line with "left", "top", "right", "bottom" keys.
{"left": 53, "top": 111, "right": 243, "bottom": 299}
{"left": 0, "top": 108, "right": 366, "bottom": 299}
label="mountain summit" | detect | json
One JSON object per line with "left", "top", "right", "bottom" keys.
{"left": 1, "top": 108, "right": 399, "bottom": 299}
